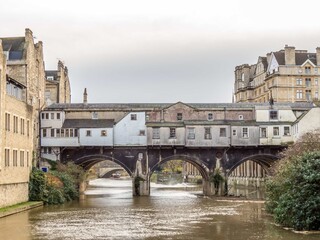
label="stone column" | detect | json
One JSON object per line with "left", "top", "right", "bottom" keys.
{"left": 132, "top": 152, "right": 150, "bottom": 196}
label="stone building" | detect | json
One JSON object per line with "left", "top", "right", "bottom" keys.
{"left": 45, "top": 60, "right": 71, "bottom": 105}
{"left": 0, "top": 29, "right": 71, "bottom": 207}
{"left": 234, "top": 45, "right": 320, "bottom": 103}
{"left": 0, "top": 37, "right": 34, "bottom": 207}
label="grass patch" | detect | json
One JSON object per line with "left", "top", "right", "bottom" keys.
{"left": 0, "top": 201, "right": 42, "bottom": 213}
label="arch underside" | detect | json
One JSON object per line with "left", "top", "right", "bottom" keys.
{"left": 74, "top": 154, "right": 133, "bottom": 176}
{"left": 150, "top": 154, "right": 210, "bottom": 180}
{"left": 228, "top": 154, "right": 279, "bottom": 176}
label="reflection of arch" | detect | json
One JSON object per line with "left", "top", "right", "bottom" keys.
{"left": 74, "top": 154, "right": 133, "bottom": 176}
{"left": 228, "top": 154, "right": 279, "bottom": 176}
{"left": 150, "top": 154, "right": 209, "bottom": 180}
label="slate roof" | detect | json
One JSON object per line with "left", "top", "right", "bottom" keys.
{"left": 62, "top": 119, "right": 114, "bottom": 128}
{"left": 45, "top": 71, "right": 59, "bottom": 81}
{"left": 1, "top": 37, "right": 25, "bottom": 60}
{"left": 46, "top": 102, "right": 314, "bottom": 111}
{"left": 273, "top": 51, "right": 317, "bottom": 65}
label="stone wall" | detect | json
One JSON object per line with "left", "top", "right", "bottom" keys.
{"left": 0, "top": 182, "right": 29, "bottom": 208}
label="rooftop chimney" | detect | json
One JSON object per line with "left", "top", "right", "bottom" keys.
{"left": 284, "top": 45, "right": 296, "bottom": 65}
{"left": 83, "top": 88, "right": 88, "bottom": 104}
{"left": 316, "top": 47, "right": 320, "bottom": 66}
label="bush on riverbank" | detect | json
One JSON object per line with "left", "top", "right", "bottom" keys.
{"left": 29, "top": 162, "right": 86, "bottom": 205}
{"left": 266, "top": 131, "right": 320, "bottom": 231}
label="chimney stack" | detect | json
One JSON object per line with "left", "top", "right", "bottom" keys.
{"left": 284, "top": 45, "right": 296, "bottom": 65}
{"left": 316, "top": 47, "right": 320, "bottom": 66}
{"left": 83, "top": 88, "right": 88, "bottom": 104}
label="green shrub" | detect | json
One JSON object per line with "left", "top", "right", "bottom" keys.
{"left": 29, "top": 168, "right": 48, "bottom": 201}
{"left": 266, "top": 151, "right": 320, "bottom": 231}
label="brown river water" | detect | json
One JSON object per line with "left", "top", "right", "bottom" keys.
{"left": 0, "top": 178, "right": 319, "bottom": 240}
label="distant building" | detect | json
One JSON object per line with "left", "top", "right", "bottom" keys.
{"left": 234, "top": 45, "right": 320, "bottom": 103}
{"left": 45, "top": 60, "right": 71, "bottom": 105}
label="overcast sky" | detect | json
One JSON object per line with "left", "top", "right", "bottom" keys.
{"left": 1, "top": 0, "right": 320, "bottom": 103}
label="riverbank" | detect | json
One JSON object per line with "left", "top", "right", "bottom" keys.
{"left": 0, "top": 201, "right": 43, "bottom": 218}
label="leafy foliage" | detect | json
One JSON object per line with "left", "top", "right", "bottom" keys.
{"left": 266, "top": 130, "right": 320, "bottom": 231}
{"left": 29, "top": 162, "right": 85, "bottom": 205}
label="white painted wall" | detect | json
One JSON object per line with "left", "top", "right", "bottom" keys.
{"left": 41, "top": 111, "right": 65, "bottom": 128}
{"left": 293, "top": 108, "right": 320, "bottom": 141}
{"left": 79, "top": 128, "right": 113, "bottom": 146}
{"left": 114, "top": 112, "right": 147, "bottom": 146}
{"left": 256, "top": 108, "right": 296, "bottom": 122}
{"left": 41, "top": 137, "right": 79, "bottom": 147}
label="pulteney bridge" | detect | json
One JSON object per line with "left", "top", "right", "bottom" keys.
{"left": 61, "top": 145, "right": 281, "bottom": 196}
{"left": 41, "top": 101, "right": 313, "bottom": 196}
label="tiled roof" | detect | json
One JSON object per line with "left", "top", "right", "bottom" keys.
{"left": 273, "top": 51, "right": 317, "bottom": 65}
{"left": 45, "top": 71, "right": 59, "bottom": 81}
{"left": 46, "top": 102, "right": 314, "bottom": 111}
{"left": 1, "top": 37, "right": 25, "bottom": 60}
{"left": 62, "top": 119, "right": 114, "bottom": 128}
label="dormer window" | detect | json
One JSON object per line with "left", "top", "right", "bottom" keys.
{"left": 177, "top": 113, "right": 183, "bottom": 121}
{"left": 46, "top": 76, "right": 54, "bottom": 80}
{"left": 269, "top": 110, "right": 278, "bottom": 120}
{"left": 305, "top": 66, "right": 311, "bottom": 74}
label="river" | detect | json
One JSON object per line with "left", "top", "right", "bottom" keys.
{"left": 0, "top": 178, "right": 319, "bottom": 240}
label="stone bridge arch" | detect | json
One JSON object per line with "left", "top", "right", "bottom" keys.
{"left": 73, "top": 154, "right": 133, "bottom": 176}
{"left": 149, "top": 154, "right": 210, "bottom": 181}
{"left": 227, "top": 154, "right": 279, "bottom": 177}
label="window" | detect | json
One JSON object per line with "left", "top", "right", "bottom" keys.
{"left": 27, "top": 120, "right": 30, "bottom": 137}
{"left": 131, "top": 114, "right": 137, "bottom": 120}
{"left": 45, "top": 113, "right": 49, "bottom": 119}
{"left": 177, "top": 113, "right": 183, "bottom": 121}
{"left": 169, "top": 128, "right": 176, "bottom": 138}
{"left": 208, "top": 113, "right": 213, "bottom": 120}
{"left": 27, "top": 151, "right": 29, "bottom": 167}
{"left": 269, "top": 110, "right": 278, "bottom": 120}
{"left": 242, "top": 128, "right": 249, "bottom": 138}
{"left": 20, "top": 151, "right": 24, "bottom": 167}
{"left": 273, "top": 127, "right": 279, "bottom": 136}
{"left": 51, "top": 129, "right": 55, "bottom": 137}
{"left": 13, "top": 150, "right": 18, "bottom": 167}
{"left": 204, "top": 127, "right": 211, "bottom": 139}
{"left": 92, "top": 112, "right": 98, "bottom": 119}
{"left": 260, "top": 127, "right": 267, "bottom": 138}
{"left": 315, "top": 91, "right": 319, "bottom": 99}
{"left": 101, "top": 130, "right": 107, "bottom": 136}
{"left": 60, "top": 129, "right": 65, "bottom": 137}
{"left": 232, "top": 129, "right": 237, "bottom": 136}
{"left": 146, "top": 114, "right": 150, "bottom": 121}
{"left": 187, "top": 128, "right": 195, "bottom": 139}
{"left": 56, "top": 113, "right": 61, "bottom": 119}
{"left": 65, "top": 129, "right": 69, "bottom": 137}
{"left": 56, "top": 129, "right": 61, "bottom": 137}
{"left": 238, "top": 115, "right": 244, "bottom": 120}
{"left": 306, "top": 90, "right": 312, "bottom": 101}
{"left": 296, "top": 78, "right": 302, "bottom": 85}
{"left": 139, "top": 130, "right": 145, "bottom": 136}
{"left": 152, "top": 128, "right": 160, "bottom": 139}
{"left": 305, "top": 78, "right": 311, "bottom": 87}
{"left": 70, "top": 129, "right": 74, "bottom": 137}
{"left": 5, "top": 113, "right": 10, "bottom": 131}
{"left": 220, "top": 128, "right": 226, "bottom": 137}
{"left": 13, "top": 116, "right": 18, "bottom": 133}
{"left": 5, "top": 149, "right": 10, "bottom": 167}
{"left": 86, "top": 130, "right": 91, "bottom": 136}
{"left": 41, "top": 113, "right": 45, "bottom": 119}
{"left": 47, "top": 76, "right": 54, "bottom": 80}
{"left": 20, "top": 118, "right": 25, "bottom": 135}
{"left": 284, "top": 126, "right": 290, "bottom": 136}
{"left": 74, "top": 129, "right": 78, "bottom": 137}
{"left": 296, "top": 90, "right": 303, "bottom": 99}
{"left": 42, "top": 129, "right": 47, "bottom": 137}
{"left": 305, "top": 66, "right": 311, "bottom": 74}
{"left": 315, "top": 78, "right": 318, "bottom": 86}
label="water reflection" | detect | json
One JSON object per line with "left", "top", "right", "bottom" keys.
{"left": 0, "top": 178, "right": 319, "bottom": 240}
